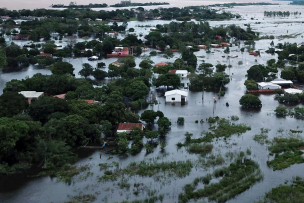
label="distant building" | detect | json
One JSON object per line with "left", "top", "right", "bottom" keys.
{"left": 168, "top": 70, "right": 188, "bottom": 79}
{"left": 117, "top": 123, "right": 144, "bottom": 134}
{"left": 107, "top": 47, "right": 129, "bottom": 58}
{"left": 220, "top": 42, "right": 230, "bottom": 47}
{"left": 211, "top": 44, "right": 221, "bottom": 48}
{"left": 12, "top": 34, "right": 30, "bottom": 40}
{"left": 40, "top": 53, "right": 52, "bottom": 57}
{"left": 110, "top": 61, "right": 123, "bottom": 67}
{"left": 19, "top": 91, "right": 44, "bottom": 104}
{"left": 154, "top": 62, "right": 168, "bottom": 67}
{"left": 0, "top": 16, "right": 10, "bottom": 20}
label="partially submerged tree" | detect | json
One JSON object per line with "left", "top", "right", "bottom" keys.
{"left": 79, "top": 63, "right": 94, "bottom": 78}
{"left": 239, "top": 94, "right": 262, "bottom": 108}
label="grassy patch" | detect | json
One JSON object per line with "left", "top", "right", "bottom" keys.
{"left": 253, "top": 128, "right": 270, "bottom": 144}
{"left": 192, "top": 118, "right": 251, "bottom": 143}
{"left": 188, "top": 143, "right": 213, "bottom": 155}
{"left": 98, "top": 159, "right": 193, "bottom": 182}
{"left": 179, "top": 158, "right": 263, "bottom": 203}
{"left": 122, "top": 160, "right": 193, "bottom": 178}
{"left": 36, "top": 164, "right": 90, "bottom": 183}
{"left": 254, "top": 176, "right": 304, "bottom": 203}
{"left": 65, "top": 192, "right": 98, "bottom": 203}
{"left": 198, "top": 154, "right": 225, "bottom": 168}
{"left": 99, "top": 161, "right": 119, "bottom": 170}
{"left": 118, "top": 178, "right": 131, "bottom": 190}
{"left": 267, "top": 137, "right": 304, "bottom": 170}
{"left": 120, "top": 195, "right": 164, "bottom": 203}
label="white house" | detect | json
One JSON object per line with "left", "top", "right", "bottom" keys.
{"left": 117, "top": 123, "right": 144, "bottom": 134}
{"left": 165, "top": 89, "right": 188, "bottom": 103}
{"left": 19, "top": 91, "right": 44, "bottom": 104}
{"left": 176, "top": 70, "right": 188, "bottom": 79}
{"left": 257, "top": 82, "right": 281, "bottom": 90}
{"left": 168, "top": 70, "right": 188, "bottom": 79}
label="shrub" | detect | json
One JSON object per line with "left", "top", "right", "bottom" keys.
{"left": 274, "top": 105, "right": 288, "bottom": 116}
{"left": 231, "top": 115, "right": 239, "bottom": 121}
{"left": 239, "top": 94, "right": 262, "bottom": 108}
{"left": 177, "top": 117, "right": 185, "bottom": 125}
{"left": 149, "top": 51, "right": 157, "bottom": 56}
{"left": 244, "top": 80, "right": 258, "bottom": 90}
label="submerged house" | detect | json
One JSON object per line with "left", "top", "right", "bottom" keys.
{"left": 257, "top": 82, "right": 281, "bottom": 90}
{"left": 270, "top": 79, "right": 294, "bottom": 88}
{"left": 117, "top": 123, "right": 144, "bottom": 134}
{"left": 165, "top": 89, "right": 188, "bottom": 103}
{"left": 107, "top": 47, "right": 129, "bottom": 58}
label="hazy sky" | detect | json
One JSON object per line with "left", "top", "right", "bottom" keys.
{"left": 1, "top": 0, "right": 272, "bottom": 10}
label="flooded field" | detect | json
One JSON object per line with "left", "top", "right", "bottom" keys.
{"left": 1, "top": 3, "right": 304, "bottom": 203}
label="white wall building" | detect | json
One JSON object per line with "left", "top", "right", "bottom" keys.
{"left": 165, "top": 89, "right": 188, "bottom": 103}
{"left": 284, "top": 88, "right": 303, "bottom": 94}
{"left": 257, "top": 82, "right": 281, "bottom": 90}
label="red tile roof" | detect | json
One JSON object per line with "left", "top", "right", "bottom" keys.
{"left": 168, "top": 70, "right": 176, "bottom": 73}
{"left": 117, "top": 123, "right": 143, "bottom": 131}
{"left": 40, "top": 53, "right": 52, "bottom": 57}
{"left": 155, "top": 62, "right": 168, "bottom": 67}
{"left": 85, "top": 100, "right": 94, "bottom": 104}
{"left": 53, "top": 94, "right": 66, "bottom": 99}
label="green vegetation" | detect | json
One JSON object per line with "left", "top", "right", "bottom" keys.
{"left": 267, "top": 137, "right": 304, "bottom": 170}
{"left": 239, "top": 94, "right": 262, "bottom": 108}
{"left": 274, "top": 106, "right": 304, "bottom": 118}
{"left": 65, "top": 193, "right": 98, "bottom": 203}
{"left": 255, "top": 176, "right": 304, "bottom": 203}
{"left": 246, "top": 64, "right": 277, "bottom": 82}
{"left": 122, "top": 160, "right": 192, "bottom": 178}
{"left": 193, "top": 118, "right": 251, "bottom": 143}
{"left": 177, "top": 119, "right": 250, "bottom": 148}
{"left": 98, "top": 159, "right": 193, "bottom": 182}
{"left": 244, "top": 79, "right": 258, "bottom": 90}
{"left": 231, "top": 115, "right": 239, "bottom": 121}
{"left": 274, "top": 105, "right": 288, "bottom": 116}
{"left": 177, "top": 117, "right": 185, "bottom": 125}
{"left": 188, "top": 143, "right": 213, "bottom": 155}
{"left": 36, "top": 164, "right": 90, "bottom": 183}
{"left": 179, "top": 158, "right": 263, "bottom": 202}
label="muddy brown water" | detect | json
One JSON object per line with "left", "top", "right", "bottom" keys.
{"left": 1, "top": 3, "right": 304, "bottom": 203}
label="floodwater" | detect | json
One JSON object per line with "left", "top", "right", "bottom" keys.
{"left": 1, "top": 3, "right": 304, "bottom": 203}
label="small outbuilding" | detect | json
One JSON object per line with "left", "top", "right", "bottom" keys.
{"left": 284, "top": 88, "right": 303, "bottom": 94}
{"left": 117, "top": 123, "right": 144, "bottom": 134}
{"left": 257, "top": 82, "right": 281, "bottom": 90}
{"left": 165, "top": 89, "right": 188, "bottom": 103}
{"left": 270, "top": 79, "right": 293, "bottom": 88}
